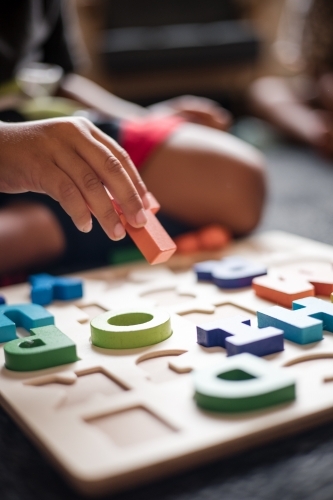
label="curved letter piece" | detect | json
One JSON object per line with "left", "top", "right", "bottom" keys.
{"left": 91, "top": 308, "right": 172, "bottom": 349}
{"left": 4, "top": 325, "right": 79, "bottom": 371}
{"left": 196, "top": 316, "right": 284, "bottom": 357}
{"left": 194, "top": 353, "right": 296, "bottom": 412}
{"left": 257, "top": 297, "right": 333, "bottom": 345}
{"left": 0, "top": 303, "right": 54, "bottom": 343}
{"left": 194, "top": 257, "right": 266, "bottom": 289}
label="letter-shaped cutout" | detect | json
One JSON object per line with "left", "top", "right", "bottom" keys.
{"left": 0, "top": 303, "right": 54, "bottom": 343}
{"left": 194, "top": 257, "right": 266, "bottom": 288}
{"left": 91, "top": 308, "right": 172, "bottom": 349}
{"left": 4, "top": 325, "right": 79, "bottom": 371}
{"left": 29, "top": 273, "right": 83, "bottom": 305}
{"left": 196, "top": 315, "right": 284, "bottom": 357}
{"left": 194, "top": 353, "right": 296, "bottom": 412}
{"left": 257, "top": 297, "right": 333, "bottom": 344}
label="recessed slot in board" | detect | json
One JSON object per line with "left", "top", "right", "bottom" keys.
{"left": 140, "top": 287, "right": 195, "bottom": 306}
{"left": 136, "top": 350, "right": 187, "bottom": 383}
{"left": 27, "top": 370, "right": 128, "bottom": 408}
{"left": 77, "top": 304, "right": 107, "bottom": 321}
{"left": 85, "top": 406, "right": 177, "bottom": 447}
{"left": 283, "top": 354, "right": 333, "bottom": 384}
{"left": 180, "top": 304, "right": 256, "bottom": 324}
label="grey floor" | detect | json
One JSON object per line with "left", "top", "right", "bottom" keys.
{"left": 258, "top": 142, "right": 333, "bottom": 244}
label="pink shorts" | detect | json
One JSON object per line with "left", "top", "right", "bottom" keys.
{"left": 120, "top": 115, "right": 184, "bottom": 169}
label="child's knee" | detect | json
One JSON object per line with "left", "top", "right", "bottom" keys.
{"left": 223, "top": 149, "right": 267, "bottom": 235}
{"left": 2, "top": 202, "right": 66, "bottom": 270}
{"left": 237, "top": 158, "right": 267, "bottom": 234}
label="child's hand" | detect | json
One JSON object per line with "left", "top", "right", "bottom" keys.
{"left": 0, "top": 117, "right": 150, "bottom": 240}
{"left": 149, "top": 95, "right": 232, "bottom": 131}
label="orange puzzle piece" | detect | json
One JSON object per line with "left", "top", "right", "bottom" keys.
{"left": 112, "top": 194, "right": 176, "bottom": 265}
{"left": 280, "top": 262, "right": 333, "bottom": 296}
{"left": 253, "top": 262, "right": 333, "bottom": 307}
{"left": 252, "top": 275, "right": 315, "bottom": 308}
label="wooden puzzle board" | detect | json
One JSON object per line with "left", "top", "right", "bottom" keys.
{"left": 2, "top": 230, "right": 333, "bottom": 495}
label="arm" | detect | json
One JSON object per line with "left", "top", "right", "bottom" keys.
{"left": 0, "top": 117, "right": 150, "bottom": 240}
{"left": 60, "top": 74, "right": 232, "bottom": 129}
{"left": 60, "top": 73, "right": 149, "bottom": 120}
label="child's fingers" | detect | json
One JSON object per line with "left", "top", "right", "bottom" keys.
{"left": 73, "top": 133, "right": 148, "bottom": 229}
{"left": 38, "top": 161, "right": 93, "bottom": 233}
{"left": 54, "top": 148, "right": 126, "bottom": 240}
{"left": 89, "top": 125, "right": 151, "bottom": 209}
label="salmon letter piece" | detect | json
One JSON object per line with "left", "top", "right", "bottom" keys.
{"left": 253, "top": 274, "right": 314, "bottom": 308}
{"left": 112, "top": 195, "right": 176, "bottom": 265}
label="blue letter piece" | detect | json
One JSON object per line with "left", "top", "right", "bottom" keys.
{"left": 193, "top": 260, "right": 221, "bottom": 281}
{"left": 197, "top": 315, "right": 284, "bottom": 357}
{"left": 29, "top": 273, "right": 83, "bottom": 305}
{"left": 257, "top": 297, "right": 333, "bottom": 345}
{"left": 194, "top": 257, "right": 266, "bottom": 289}
{"left": 0, "top": 303, "right": 54, "bottom": 343}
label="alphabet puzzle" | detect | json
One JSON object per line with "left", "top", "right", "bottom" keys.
{"left": 2, "top": 230, "right": 333, "bottom": 495}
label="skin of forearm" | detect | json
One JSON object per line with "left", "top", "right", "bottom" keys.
{"left": 59, "top": 73, "right": 149, "bottom": 120}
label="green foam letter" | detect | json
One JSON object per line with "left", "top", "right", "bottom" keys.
{"left": 194, "top": 353, "right": 296, "bottom": 412}
{"left": 91, "top": 308, "right": 172, "bottom": 349}
{"left": 4, "top": 325, "right": 79, "bottom": 371}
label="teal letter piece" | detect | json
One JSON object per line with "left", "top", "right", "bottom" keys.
{"left": 196, "top": 315, "right": 284, "bottom": 357}
{"left": 292, "top": 297, "right": 333, "bottom": 331}
{"left": 0, "top": 303, "right": 54, "bottom": 343}
{"left": 91, "top": 308, "right": 172, "bottom": 349}
{"left": 194, "top": 353, "right": 296, "bottom": 412}
{"left": 257, "top": 297, "right": 333, "bottom": 344}
{"left": 4, "top": 325, "right": 79, "bottom": 371}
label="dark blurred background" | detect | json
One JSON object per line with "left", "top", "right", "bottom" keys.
{"left": 76, "top": 0, "right": 278, "bottom": 109}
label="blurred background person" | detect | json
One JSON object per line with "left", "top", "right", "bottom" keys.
{"left": 248, "top": 0, "right": 333, "bottom": 156}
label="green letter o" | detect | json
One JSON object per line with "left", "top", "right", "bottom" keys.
{"left": 90, "top": 308, "right": 172, "bottom": 349}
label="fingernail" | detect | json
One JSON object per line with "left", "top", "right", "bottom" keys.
{"left": 135, "top": 209, "right": 148, "bottom": 226}
{"left": 82, "top": 220, "right": 92, "bottom": 233}
{"left": 114, "top": 222, "right": 126, "bottom": 240}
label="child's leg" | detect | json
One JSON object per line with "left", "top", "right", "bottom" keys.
{"left": 140, "top": 123, "right": 266, "bottom": 235}
{"left": 0, "top": 202, "right": 66, "bottom": 274}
